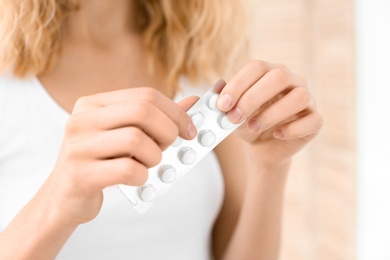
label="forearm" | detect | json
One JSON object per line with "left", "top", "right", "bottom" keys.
{"left": 0, "top": 180, "right": 78, "bottom": 259}
{"left": 222, "top": 149, "right": 290, "bottom": 260}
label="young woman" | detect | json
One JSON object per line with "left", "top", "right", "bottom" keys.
{"left": 0, "top": 0, "right": 323, "bottom": 259}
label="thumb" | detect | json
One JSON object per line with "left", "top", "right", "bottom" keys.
{"left": 176, "top": 96, "right": 200, "bottom": 111}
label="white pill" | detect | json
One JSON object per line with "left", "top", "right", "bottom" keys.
{"left": 198, "top": 130, "right": 216, "bottom": 147}
{"left": 171, "top": 137, "right": 183, "bottom": 147}
{"left": 139, "top": 185, "right": 157, "bottom": 202}
{"left": 190, "top": 112, "right": 205, "bottom": 129}
{"left": 218, "top": 114, "right": 235, "bottom": 129}
{"left": 207, "top": 93, "right": 219, "bottom": 111}
{"left": 178, "top": 147, "right": 197, "bottom": 165}
{"left": 158, "top": 165, "right": 177, "bottom": 183}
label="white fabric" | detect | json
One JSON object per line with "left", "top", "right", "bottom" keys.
{"left": 0, "top": 75, "right": 224, "bottom": 260}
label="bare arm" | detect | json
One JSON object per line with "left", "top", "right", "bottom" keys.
{"left": 212, "top": 134, "right": 246, "bottom": 258}
{"left": 212, "top": 134, "right": 288, "bottom": 260}
{"left": 0, "top": 178, "right": 78, "bottom": 259}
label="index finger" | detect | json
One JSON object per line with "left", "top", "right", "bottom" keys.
{"left": 216, "top": 60, "right": 275, "bottom": 112}
{"left": 73, "top": 87, "right": 197, "bottom": 140}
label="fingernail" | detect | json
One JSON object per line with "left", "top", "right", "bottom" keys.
{"left": 248, "top": 118, "right": 261, "bottom": 133}
{"left": 228, "top": 107, "right": 243, "bottom": 123}
{"left": 217, "top": 94, "right": 232, "bottom": 111}
{"left": 187, "top": 122, "right": 197, "bottom": 139}
{"left": 273, "top": 129, "right": 284, "bottom": 139}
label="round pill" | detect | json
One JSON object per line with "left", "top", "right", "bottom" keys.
{"left": 139, "top": 185, "right": 157, "bottom": 202}
{"left": 207, "top": 93, "right": 219, "bottom": 111}
{"left": 171, "top": 137, "right": 183, "bottom": 147}
{"left": 178, "top": 147, "right": 197, "bottom": 165}
{"left": 198, "top": 130, "right": 216, "bottom": 147}
{"left": 218, "top": 114, "right": 235, "bottom": 129}
{"left": 190, "top": 112, "right": 205, "bottom": 129}
{"left": 158, "top": 165, "right": 177, "bottom": 183}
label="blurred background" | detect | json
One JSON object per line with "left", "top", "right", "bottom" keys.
{"left": 246, "top": 0, "right": 390, "bottom": 259}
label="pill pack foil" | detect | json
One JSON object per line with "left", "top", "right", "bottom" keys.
{"left": 118, "top": 80, "right": 243, "bottom": 213}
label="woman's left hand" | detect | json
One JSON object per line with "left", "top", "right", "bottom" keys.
{"left": 216, "top": 60, "right": 323, "bottom": 167}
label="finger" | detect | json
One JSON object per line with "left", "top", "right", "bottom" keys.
{"left": 247, "top": 87, "right": 313, "bottom": 134}
{"left": 212, "top": 79, "right": 227, "bottom": 94}
{"left": 98, "top": 101, "right": 179, "bottom": 143}
{"left": 70, "top": 101, "right": 186, "bottom": 147}
{"left": 272, "top": 111, "right": 324, "bottom": 140}
{"left": 216, "top": 60, "right": 275, "bottom": 112}
{"left": 227, "top": 68, "right": 307, "bottom": 124}
{"left": 91, "top": 158, "right": 149, "bottom": 189}
{"left": 73, "top": 87, "right": 169, "bottom": 110}
{"left": 73, "top": 87, "right": 196, "bottom": 140}
{"left": 176, "top": 96, "right": 200, "bottom": 111}
{"left": 77, "top": 127, "right": 162, "bottom": 167}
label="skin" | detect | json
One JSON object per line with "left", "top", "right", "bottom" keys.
{"left": 0, "top": 0, "right": 323, "bottom": 259}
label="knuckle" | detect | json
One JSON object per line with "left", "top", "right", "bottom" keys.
{"left": 73, "top": 96, "right": 89, "bottom": 111}
{"left": 250, "top": 60, "right": 267, "bottom": 70}
{"left": 123, "top": 128, "right": 143, "bottom": 148}
{"left": 121, "top": 162, "right": 148, "bottom": 186}
{"left": 140, "top": 87, "right": 159, "bottom": 103}
{"left": 65, "top": 115, "right": 82, "bottom": 135}
{"left": 271, "top": 68, "right": 290, "bottom": 84}
{"left": 295, "top": 87, "right": 312, "bottom": 106}
{"left": 130, "top": 101, "right": 152, "bottom": 120}
{"left": 115, "top": 158, "right": 136, "bottom": 181}
{"left": 117, "top": 159, "right": 135, "bottom": 176}
{"left": 276, "top": 63, "right": 289, "bottom": 70}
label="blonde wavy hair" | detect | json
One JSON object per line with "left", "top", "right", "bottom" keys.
{"left": 0, "top": 0, "right": 248, "bottom": 89}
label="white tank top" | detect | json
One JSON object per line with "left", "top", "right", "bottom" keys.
{"left": 0, "top": 75, "right": 224, "bottom": 260}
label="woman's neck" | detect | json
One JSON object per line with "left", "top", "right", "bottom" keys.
{"left": 65, "top": 0, "right": 136, "bottom": 48}
{"left": 38, "top": 1, "right": 171, "bottom": 113}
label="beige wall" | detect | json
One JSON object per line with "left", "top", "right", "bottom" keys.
{"left": 247, "top": 0, "right": 356, "bottom": 259}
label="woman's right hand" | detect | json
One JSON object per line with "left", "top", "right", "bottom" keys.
{"left": 43, "top": 87, "right": 198, "bottom": 225}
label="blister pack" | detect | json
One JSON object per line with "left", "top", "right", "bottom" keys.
{"left": 118, "top": 80, "right": 243, "bottom": 213}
